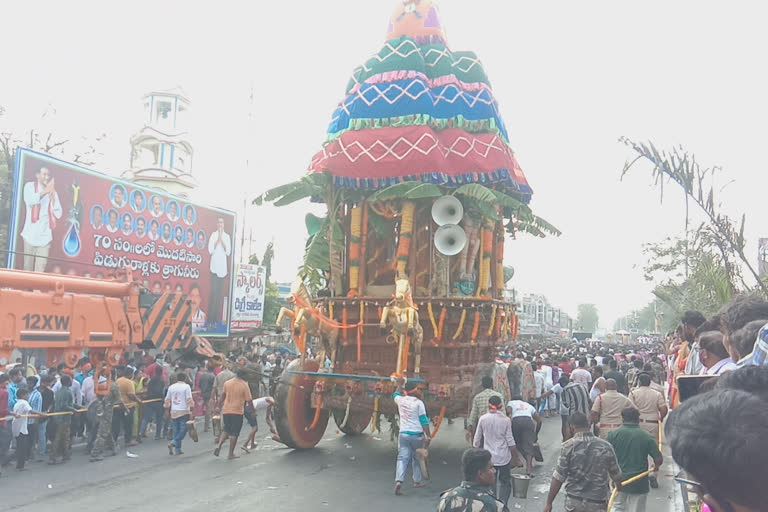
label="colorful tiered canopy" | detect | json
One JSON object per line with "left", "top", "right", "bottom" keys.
{"left": 309, "top": 0, "right": 533, "bottom": 203}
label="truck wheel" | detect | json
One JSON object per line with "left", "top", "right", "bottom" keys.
{"left": 274, "top": 359, "right": 329, "bottom": 449}
{"left": 332, "top": 407, "right": 372, "bottom": 435}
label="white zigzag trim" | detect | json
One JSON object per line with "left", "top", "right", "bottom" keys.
{"left": 337, "top": 82, "right": 496, "bottom": 117}
{"left": 315, "top": 133, "right": 513, "bottom": 165}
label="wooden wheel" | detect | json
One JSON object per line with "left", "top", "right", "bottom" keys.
{"left": 274, "top": 359, "right": 329, "bottom": 449}
{"left": 333, "top": 407, "right": 372, "bottom": 435}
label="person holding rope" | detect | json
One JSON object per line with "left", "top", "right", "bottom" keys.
{"left": 49, "top": 374, "right": 75, "bottom": 465}
{"left": 628, "top": 373, "right": 667, "bottom": 488}
{"left": 12, "top": 388, "right": 46, "bottom": 470}
{"left": 393, "top": 377, "right": 431, "bottom": 496}
{"left": 606, "top": 408, "right": 663, "bottom": 512}
{"left": 90, "top": 370, "right": 120, "bottom": 461}
{"left": 543, "top": 412, "right": 623, "bottom": 512}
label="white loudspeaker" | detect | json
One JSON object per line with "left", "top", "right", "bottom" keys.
{"left": 431, "top": 196, "right": 464, "bottom": 226}
{"left": 434, "top": 224, "right": 467, "bottom": 256}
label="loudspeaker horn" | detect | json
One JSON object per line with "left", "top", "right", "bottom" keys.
{"left": 434, "top": 224, "right": 467, "bottom": 256}
{"left": 431, "top": 196, "right": 464, "bottom": 226}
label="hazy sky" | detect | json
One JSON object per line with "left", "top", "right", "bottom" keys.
{"left": 2, "top": 1, "right": 767, "bottom": 327}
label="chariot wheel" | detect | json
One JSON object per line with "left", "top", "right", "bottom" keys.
{"left": 332, "top": 407, "right": 372, "bottom": 435}
{"left": 274, "top": 359, "right": 329, "bottom": 449}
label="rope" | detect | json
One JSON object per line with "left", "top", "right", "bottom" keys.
{"left": 293, "top": 296, "right": 361, "bottom": 330}
{"left": 430, "top": 406, "right": 446, "bottom": 439}
{"left": 371, "top": 396, "right": 379, "bottom": 433}
{"left": 338, "top": 396, "right": 353, "bottom": 430}
{"left": 306, "top": 395, "right": 324, "bottom": 431}
{"left": 1, "top": 393, "right": 200, "bottom": 421}
{"left": 606, "top": 421, "right": 664, "bottom": 510}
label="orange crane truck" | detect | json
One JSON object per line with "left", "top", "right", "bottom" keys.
{"left": 0, "top": 267, "right": 214, "bottom": 393}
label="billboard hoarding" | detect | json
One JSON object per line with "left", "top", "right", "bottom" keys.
{"left": 8, "top": 148, "right": 237, "bottom": 337}
{"left": 230, "top": 264, "right": 266, "bottom": 331}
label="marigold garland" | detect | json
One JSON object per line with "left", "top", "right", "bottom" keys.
{"left": 487, "top": 304, "right": 497, "bottom": 337}
{"left": 471, "top": 310, "right": 480, "bottom": 345}
{"left": 396, "top": 201, "right": 415, "bottom": 277}
{"left": 452, "top": 309, "right": 467, "bottom": 340}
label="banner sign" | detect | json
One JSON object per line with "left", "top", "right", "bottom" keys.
{"left": 230, "top": 263, "right": 266, "bottom": 331}
{"left": 760, "top": 238, "right": 768, "bottom": 278}
{"left": 8, "top": 148, "right": 236, "bottom": 337}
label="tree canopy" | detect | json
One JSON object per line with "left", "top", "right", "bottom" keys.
{"left": 576, "top": 304, "right": 599, "bottom": 332}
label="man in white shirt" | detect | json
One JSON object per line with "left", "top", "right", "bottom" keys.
{"left": 207, "top": 217, "right": 232, "bottom": 327}
{"left": 164, "top": 372, "right": 194, "bottom": 456}
{"left": 21, "top": 166, "right": 62, "bottom": 272}
{"left": 393, "top": 378, "right": 431, "bottom": 496}
{"left": 570, "top": 360, "right": 592, "bottom": 391}
{"left": 12, "top": 388, "right": 45, "bottom": 470}
{"left": 81, "top": 373, "right": 97, "bottom": 407}
{"left": 473, "top": 395, "right": 521, "bottom": 506}
{"left": 53, "top": 372, "right": 82, "bottom": 406}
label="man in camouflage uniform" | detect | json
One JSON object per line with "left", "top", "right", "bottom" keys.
{"left": 544, "top": 412, "right": 623, "bottom": 512}
{"left": 90, "top": 372, "right": 121, "bottom": 461}
{"left": 439, "top": 448, "right": 508, "bottom": 512}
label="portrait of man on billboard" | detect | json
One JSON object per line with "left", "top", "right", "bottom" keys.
{"left": 161, "top": 222, "right": 172, "bottom": 243}
{"left": 207, "top": 217, "right": 232, "bottom": 328}
{"left": 189, "top": 283, "right": 207, "bottom": 333}
{"left": 149, "top": 195, "right": 164, "bottom": 218}
{"left": 148, "top": 219, "right": 159, "bottom": 241}
{"left": 21, "top": 165, "right": 62, "bottom": 272}
{"left": 167, "top": 200, "right": 180, "bottom": 222}
{"left": 106, "top": 209, "right": 118, "bottom": 233}
{"left": 185, "top": 228, "right": 195, "bottom": 248}
{"left": 110, "top": 184, "right": 127, "bottom": 208}
{"left": 183, "top": 204, "right": 196, "bottom": 225}
{"left": 131, "top": 189, "right": 146, "bottom": 213}
{"left": 121, "top": 213, "right": 134, "bottom": 235}
{"left": 90, "top": 205, "right": 104, "bottom": 230}
{"left": 135, "top": 217, "right": 147, "bottom": 238}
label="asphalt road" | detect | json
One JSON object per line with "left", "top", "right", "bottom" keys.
{"left": 2, "top": 412, "right": 681, "bottom": 512}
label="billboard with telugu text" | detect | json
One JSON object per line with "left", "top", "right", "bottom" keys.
{"left": 7, "top": 148, "right": 236, "bottom": 337}
{"left": 230, "top": 263, "right": 266, "bottom": 331}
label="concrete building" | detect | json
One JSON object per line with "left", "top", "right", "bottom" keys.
{"left": 122, "top": 87, "right": 197, "bottom": 197}
{"left": 518, "top": 292, "right": 572, "bottom": 339}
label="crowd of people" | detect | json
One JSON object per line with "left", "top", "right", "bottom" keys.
{"left": 3, "top": 295, "right": 768, "bottom": 512}
{"left": 439, "top": 294, "right": 768, "bottom": 512}
{"left": 0, "top": 347, "right": 290, "bottom": 475}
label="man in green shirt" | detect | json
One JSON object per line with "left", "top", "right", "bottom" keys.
{"left": 49, "top": 375, "right": 76, "bottom": 465}
{"left": 605, "top": 408, "right": 663, "bottom": 512}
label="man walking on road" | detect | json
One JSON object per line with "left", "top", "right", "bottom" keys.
{"left": 393, "top": 378, "right": 431, "bottom": 496}
{"left": 590, "top": 379, "right": 633, "bottom": 439}
{"left": 439, "top": 448, "right": 508, "bottom": 512}
{"left": 473, "top": 395, "right": 522, "bottom": 506}
{"left": 214, "top": 368, "right": 253, "bottom": 460}
{"left": 561, "top": 374, "right": 590, "bottom": 441}
{"left": 543, "top": 412, "right": 623, "bottom": 512}
{"left": 90, "top": 373, "right": 120, "bottom": 461}
{"left": 197, "top": 365, "right": 215, "bottom": 433}
{"left": 467, "top": 376, "right": 502, "bottom": 442}
{"left": 114, "top": 367, "right": 139, "bottom": 448}
{"left": 164, "top": 372, "right": 194, "bottom": 455}
{"left": 606, "top": 408, "right": 663, "bottom": 512}
{"left": 605, "top": 359, "right": 627, "bottom": 395}
{"left": 629, "top": 373, "right": 667, "bottom": 488}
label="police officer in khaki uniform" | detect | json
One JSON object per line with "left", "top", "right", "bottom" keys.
{"left": 629, "top": 373, "right": 668, "bottom": 488}
{"left": 590, "top": 379, "right": 633, "bottom": 439}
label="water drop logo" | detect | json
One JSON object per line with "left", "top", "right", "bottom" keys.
{"left": 63, "top": 223, "right": 81, "bottom": 257}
